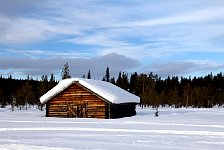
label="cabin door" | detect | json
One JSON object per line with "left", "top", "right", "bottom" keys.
{"left": 67, "top": 103, "right": 87, "bottom": 118}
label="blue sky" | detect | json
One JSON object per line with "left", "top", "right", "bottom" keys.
{"left": 0, "top": 0, "right": 224, "bottom": 80}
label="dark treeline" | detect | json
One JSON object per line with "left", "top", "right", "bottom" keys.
{"left": 0, "top": 67, "right": 224, "bottom": 109}
{"left": 0, "top": 74, "right": 57, "bottom": 109}
{"left": 101, "top": 68, "right": 224, "bottom": 108}
{"left": 114, "top": 72, "right": 224, "bottom": 108}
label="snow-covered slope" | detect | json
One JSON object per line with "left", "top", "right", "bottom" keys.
{"left": 40, "top": 78, "right": 140, "bottom": 104}
{"left": 0, "top": 106, "right": 223, "bottom": 150}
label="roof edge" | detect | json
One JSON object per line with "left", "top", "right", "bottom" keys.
{"left": 39, "top": 79, "right": 76, "bottom": 104}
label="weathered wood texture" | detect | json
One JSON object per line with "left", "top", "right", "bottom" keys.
{"left": 46, "top": 81, "right": 137, "bottom": 119}
{"left": 46, "top": 82, "right": 109, "bottom": 118}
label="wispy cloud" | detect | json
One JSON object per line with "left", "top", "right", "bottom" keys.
{"left": 0, "top": 0, "right": 224, "bottom": 78}
{"left": 105, "top": 7, "right": 224, "bottom": 29}
{"left": 0, "top": 15, "right": 80, "bottom": 45}
{"left": 3, "top": 48, "right": 93, "bottom": 59}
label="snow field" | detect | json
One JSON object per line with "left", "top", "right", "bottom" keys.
{"left": 0, "top": 107, "right": 223, "bottom": 150}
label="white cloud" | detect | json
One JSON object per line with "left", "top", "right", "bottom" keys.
{"left": 106, "top": 7, "right": 224, "bottom": 28}
{"left": 1, "top": 0, "right": 224, "bottom": 78}
{"left": 0, "top": 16, "right": 51, "bottom": 44}
{"left": 65, "top": 35, "right": 129, "bottom": 48}
{"left": 4, "top": 48, "right": 93, "bottom": 59}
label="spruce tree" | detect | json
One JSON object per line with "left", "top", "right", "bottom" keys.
{"left": 110, "top": 77, "right": 116, "bottom": 84}
{"left": 121, "top": 72, "right": 129, "bottom": 90}
{"left": 15, "top": 81, "right": 35, "bottom": 109}
{"left": 130, "top": 72, "right": 138, "bottom": 94}
{"left": 105, "top": 67, "right": 110, "bottom": 82}
{"left": 87, "top": 70, "right": 91, "bottom": 79}
{"left": 116, "top": 72, "right": 122, "bottom": 87}
{"left": 61, "top": 62, "right": 71, "bottom": 79}
{"left": 49, "top": 74, "right": 57, "bottom": 90}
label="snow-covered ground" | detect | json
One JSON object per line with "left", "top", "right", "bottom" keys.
{"left": 0, "top": 106, "right": 223, "bottom": 150}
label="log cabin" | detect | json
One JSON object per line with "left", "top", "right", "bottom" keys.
{"left": 40, "top": 78, "right": 140, "bottom": 119}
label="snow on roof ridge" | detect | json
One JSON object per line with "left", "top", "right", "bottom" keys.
{"left": 40, "top": 78, "right": 76, "bottom": 104}
{"left": 79, "top": 78, "right": 118, "bottom": 101}
{"left": 40, "top": 78, "right": 140, "bottom": 104}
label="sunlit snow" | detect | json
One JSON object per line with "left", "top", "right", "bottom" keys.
{"left": 0, "top": 106, "right": 223, "bottom": 150}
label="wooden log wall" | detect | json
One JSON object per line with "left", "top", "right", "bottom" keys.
{"left": 46, "top": 82, "right": 109, "bottom": 118}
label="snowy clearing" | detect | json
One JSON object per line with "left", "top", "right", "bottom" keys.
{"left": 0, "top": 106, "right": 223, "bottom": 150}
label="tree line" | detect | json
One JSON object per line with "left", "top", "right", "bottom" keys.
{"left": 0, "top": 63, "right": 224, "bottom": 109}
{"left": 100, "top": 67, "right": 224, "bottom": 108}
{"left": 116, "top": 72, "right": 224, "bottom": 108}
{"left": 0, "top": 74, "right": 57, "bottom": 109}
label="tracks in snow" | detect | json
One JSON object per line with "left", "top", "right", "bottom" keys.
{"left": 1, "top": 127, "right": 224, "bottom": 136}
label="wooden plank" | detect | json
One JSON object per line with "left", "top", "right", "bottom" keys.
{"left": 47, "top": 82, "right": 111, "bottom": 118}
{"left": 87, "top": 115, "right": 106, "bottom": 119}
{"left": 87, "top": 112, "right": 105, "bottom": 116}
{"left": 87, "top": 108, "right": 105, "bottom": 111}
{"left": 49, "top": 112, "right": 67, "bottom": 115}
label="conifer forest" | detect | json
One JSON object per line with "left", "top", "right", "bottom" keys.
{"left": 0, "top": 68, "right": 224, "bottom": 108}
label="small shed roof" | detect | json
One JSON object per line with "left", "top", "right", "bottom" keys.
{"left": 40, "top": 78, "right": 140, "bottom": 104}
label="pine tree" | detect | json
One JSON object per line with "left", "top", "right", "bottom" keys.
{"left": 49, "top": 74, "right": 57, "bottom": 90}
{"left": 110, "top": 77, "right": 116, "bottom": 84}
{"left": 49, "top": 74, "right": 55, "bottom": 83}
{"left": 130, "top": 72, "right": 138, "bottom": 94}
{"left": 15, "top": 81, "right": 35, "bottom": 109}
{"left": 183, "top": 83, "right": 191, "bottom": 108}
{"left": 37, "top": 75, "right": 50, "bottom": 110}
{"left": 166, "top": 86, "right": 180, "bottom": 107}
{"left": 0, "top": 86, "right": 5, "bottom": 108}
{"left": 87, "top": 70, "right": 91, "bottom": 79}
{"left": 37, "top": 76, "right": 48, "bottom": 98}
{"left": 105, "top": 67, "right": 110, "bottom": 82}
{"left": 61, "top": 62, "right": 71, "bottom": 79}
{"left": 121, "top": 72, "right": 129, "bottom": 90}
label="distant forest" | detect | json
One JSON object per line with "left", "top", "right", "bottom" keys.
{"left": 0, "top": 65, "right": 224, "bottom": 108}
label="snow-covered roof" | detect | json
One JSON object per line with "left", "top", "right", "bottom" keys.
{"left": 40, "top": 78, "right": 140, "bottom": 104}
